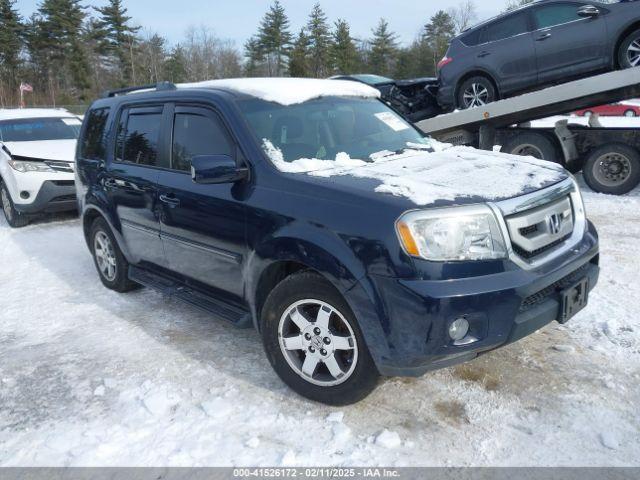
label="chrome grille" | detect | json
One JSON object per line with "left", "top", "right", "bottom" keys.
{"left": 505, "top": 195, "right": 574, "bottom": 261}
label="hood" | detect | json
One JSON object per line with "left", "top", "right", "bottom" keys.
{"left": 275, "top": 146, "right": 569, "bottom": 208}
{"left": 2, "top": 140, "right": 77, "bottom": 163}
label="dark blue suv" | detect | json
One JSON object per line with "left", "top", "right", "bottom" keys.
{"left": 76, "top": 78, "right": 599, "bottom": 405}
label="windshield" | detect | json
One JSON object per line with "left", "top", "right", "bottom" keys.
{"left": 237, "top": 96, "right": 431, "bottom": 167}
{"left": 0, "top": 117, "right": 81, "bottom": 142}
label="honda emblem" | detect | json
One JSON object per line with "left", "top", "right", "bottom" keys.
{"left": 547, "top": 213, "right": 563, "bottom": 235}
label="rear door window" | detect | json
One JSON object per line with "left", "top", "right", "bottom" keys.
{"left": 116, "top": 107, "right": 163, "bottom": 167}
{"left": 533, "top": 3, "right": 582, "bottom": 29}
{"left": 486, "top": 12, "right": 530, "bottom": 42}
{"left": 80, "top": 108, "right": 110, "bottom": 160}
{"left": 171, "top": 110, "right": 233, "bottom": 172}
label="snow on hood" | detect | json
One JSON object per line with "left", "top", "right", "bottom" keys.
{"left": 264, "top": 141, "right": 567, "bottom": 206}
{"left": 2, "top": 140, "right": 77, "bottom": 162}
{"left": 177, "top": 78, "right": 381, "bottom": 105}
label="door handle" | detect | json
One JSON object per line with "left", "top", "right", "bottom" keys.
{"left": 478, "top": 51, "right": 491, "bottom": 58}
{"left": 536, "top": 33, "right": 552, "bottom": 41}
{"left": 159, "top": 194, "right": 181, "bottom": 208}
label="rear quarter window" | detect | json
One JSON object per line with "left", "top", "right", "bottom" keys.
{"left": 486, "top": 12, "right": 530, "bottom": 42}
{"left": 80, "top": 108, "right": 110, "bottom": 160}
{"left": 461, "top": 28, "right": 485, "bottom": 46}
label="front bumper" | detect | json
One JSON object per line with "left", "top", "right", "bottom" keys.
{"left": 13, "top": 180, "right": 77, "bottom": 214}
{"left": 347, "top": 221, "right": 599, "bottom": 377}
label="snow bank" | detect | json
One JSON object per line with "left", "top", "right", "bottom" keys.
{"left": 263, "top": 140, "right": 565, "bottom": 206}
{"left": 178, "top": 78, "right": 380, "bottom": 105}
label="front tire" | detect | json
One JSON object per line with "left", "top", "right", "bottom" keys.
{"left": 261, "top": 272, "right": 379, "bottom": 405}
{"left": 618, "top": 29, "right": 640, "bottom": 69}
{"left": 90, "top": 217, "right": 138, "bottom": 292}
{"left": 0, "top": 182, "right": 29, "bottom": 228}
{"left": 583, "top": 144, "right": 640, "bottom": 195}
{"left": 457, "top": 76, "right": 497, "bottom": 109}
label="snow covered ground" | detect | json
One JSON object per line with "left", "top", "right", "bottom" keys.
{"left": 0, "top": 178, "right": 639, "bottom": 467}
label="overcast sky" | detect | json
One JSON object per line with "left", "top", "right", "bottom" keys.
{"left": 17, "top": 0, "right": 508, "bottom": 47}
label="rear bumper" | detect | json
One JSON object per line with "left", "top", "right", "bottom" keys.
{"left": 13, "top": 180, "right": 77, "bottom": 214}
{"left": 346, "top": 222, "right": 599, "bottom": 377}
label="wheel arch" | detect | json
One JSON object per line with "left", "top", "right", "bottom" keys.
{"left": 81, "top": 204, "right": 133, "bottom": 261}
{"left": 614, "top": 21, "right": 640, "bottom": 68}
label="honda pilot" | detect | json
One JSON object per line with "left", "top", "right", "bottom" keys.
{"left": 76, "top": 78, "right": 599, "bottom": 405}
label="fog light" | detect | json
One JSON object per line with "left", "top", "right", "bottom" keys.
{"left": 449, "top": 317, "right": 469, "bottom": 341}
{"left": 20, "top": 191, "right": 30, "bottom": 199}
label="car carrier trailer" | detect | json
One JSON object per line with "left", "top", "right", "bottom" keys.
{"left": 415, "top": 68, "right": 640, "bottom": 195}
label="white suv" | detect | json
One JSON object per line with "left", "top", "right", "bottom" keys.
{"left": 0, "top": 108, "right": 81, "bottom": 228}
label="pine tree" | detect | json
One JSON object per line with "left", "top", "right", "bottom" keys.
{"left": 331, "top": 19, "right": 359, "bottom": 75}
{"left": 244, "top": 36, "right": 264, "bottom": 77}
{"left": 165, "top": 46, "right": 187, "bottom": 83}
{"left": 288, "top": 29, "right": 310, "bottom": 77}
{"left": 306, "top": 3, "right": 333, "bottom": 78}
{"left": 504, "top": 0, "right": 534, "bottom": 12}
{"left": 94, "top": 0, "right": 140, "bottom": 84}
{"left": 368, "top": 19, "right": 398, "bottom": 77}
{"left": 0, "top": 0, "right": 23, "bottom": 102}
{"left": 423, "top": 11, "right": 456, "bottom": 71}
{"left": 256, "top": 0, "right": 292, "bottom": 76}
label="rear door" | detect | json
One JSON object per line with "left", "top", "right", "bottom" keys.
{"left": 480, "top": 11, "right": 537, "bottom": 95}
{"left": 105, "top": 105, "right": 166, "bottom": 266}
{"left": 157, "top": 104, "right": 247, "bottom": 299}
{"left": 531, "top": 2, "right": 608, "bottom": 83}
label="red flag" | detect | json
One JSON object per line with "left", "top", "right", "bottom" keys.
{"left": 20, "top": 82, "right": 33, "bottom": 93}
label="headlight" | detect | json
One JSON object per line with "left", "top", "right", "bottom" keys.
{"left": 396, "top": 205, "right": 507, "bottom": 261}
{"left": 8, "top": 159, "right": 55, "bottom": 173}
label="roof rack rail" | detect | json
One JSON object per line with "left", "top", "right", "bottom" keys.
{"left": 103, "top": 81, "right": 177, "bottom": 98}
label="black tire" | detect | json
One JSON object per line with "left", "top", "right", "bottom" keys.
{"left": 583, "top": 144, "right": 640, "bottom": 195}
{"left": 89, "top": 217, "right": 138, "bottom": 292}
{"left": 618, "top": 28, "right": 640, "bottom": 69}
{"left": 261, "top": 271, "right": 379, "bottom": 405}
{"left": 501, "top": 132, "right": 561, "bottom": 163}
{"left": 0, "top": 181, "right": 29, "bottom": 228}
{"left": 457, "top": 76, "right": 497, "bottom": 110}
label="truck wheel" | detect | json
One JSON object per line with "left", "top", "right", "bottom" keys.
{"left": 618, "top": 29, "right": 640, "bottom": 69}
{"left": 90, "top": 217, "right": 138, "bottom": 292}
{"left": 501, "top": 132, "right": 560, "bottom": 162}
{"left": 457, "top": 76, "right": 497, "bottom": 109}
{"left": 583, "top": 144, "right": 640, "bottom": 195}
{"left": 261, "top": 271, "right": 379, "bottom": 405}
{"left": 0, "top": 182, "right": 29, "bottom": 228}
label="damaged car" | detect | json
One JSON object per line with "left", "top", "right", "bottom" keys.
{"left": 77, "top": 78, "right": 599, "bottom": 405}
{"left": 0, "top": 109, "right": 82, "bottom": 227}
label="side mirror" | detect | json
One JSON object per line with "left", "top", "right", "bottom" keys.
{"left": 191, "top": 155, "right": 248, "bottom": 185}
{"left": 577, "top": 5, "right": 600, "bottom": 18}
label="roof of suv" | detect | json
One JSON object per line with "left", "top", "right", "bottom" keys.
{"left": 0, "top": 108, "right": 76, "bottom": 121}
{"left": 106, "top": 78, "right": 381, "bottom": 107}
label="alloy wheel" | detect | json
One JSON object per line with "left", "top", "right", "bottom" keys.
{"left": 94, "top": 231, "right": 117, "bottom": 281}
{"left": 593, "top": 153, "right": 632, "bottom": 187}
{"left": 463, "top": 83, "right": 489, "bottom": 108}
{"left": 628, "top": 39, "right": 640, "bottom": 67}
{"left": 278, "top": 299, "right": 358, "bottom": 387}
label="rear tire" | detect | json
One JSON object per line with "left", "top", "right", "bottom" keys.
{"left": 90, "top": 217, "right": 138, "bottom": 292}
{"left": 583, "top": 144, "right": 640, "bottom": 195}
{"left": 261, "top": 271, "right": 379, "bottom": 405}
{"left": 618, "top": 29, "right": 640, "bottom": 69}
{"left": 0, "top": 182, "right": 29, "bottom": 228}
{"left": 501, "top": 132, "right": 560, "bottom": 163}
{"left": 457, "top": 76, "right": 497, "bottom": 110}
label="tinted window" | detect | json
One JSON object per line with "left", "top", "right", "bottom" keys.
{"left": 487, "top": 13, "right": 530, "bottom": 42}
{"left": 534, "top": 4, "right": 582, "bottom": 29}
{"left": 0, "top": 117, "right": 80, "bottom": 142}
{"left": 80, "top": 108, "right": 110, "bottom": 159}
{"left": 118, "top": 111, "right": 162, "bottom": 166}
{"left": 461, "top": 28, "right": 485, "bottom": 46}
{"left": 172, "top": 112, "right": 233, "bottom": 171}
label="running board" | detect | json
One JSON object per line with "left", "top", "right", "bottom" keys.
{"left": 129, "top": 266, "right": 252, "bottom": 328}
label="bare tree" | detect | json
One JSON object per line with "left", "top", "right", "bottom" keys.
{"left": 447, "top": 0, "right": 478, "bottom": 34}
{"left": 181, "top": 26, "right": 242, "bottom": 81}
